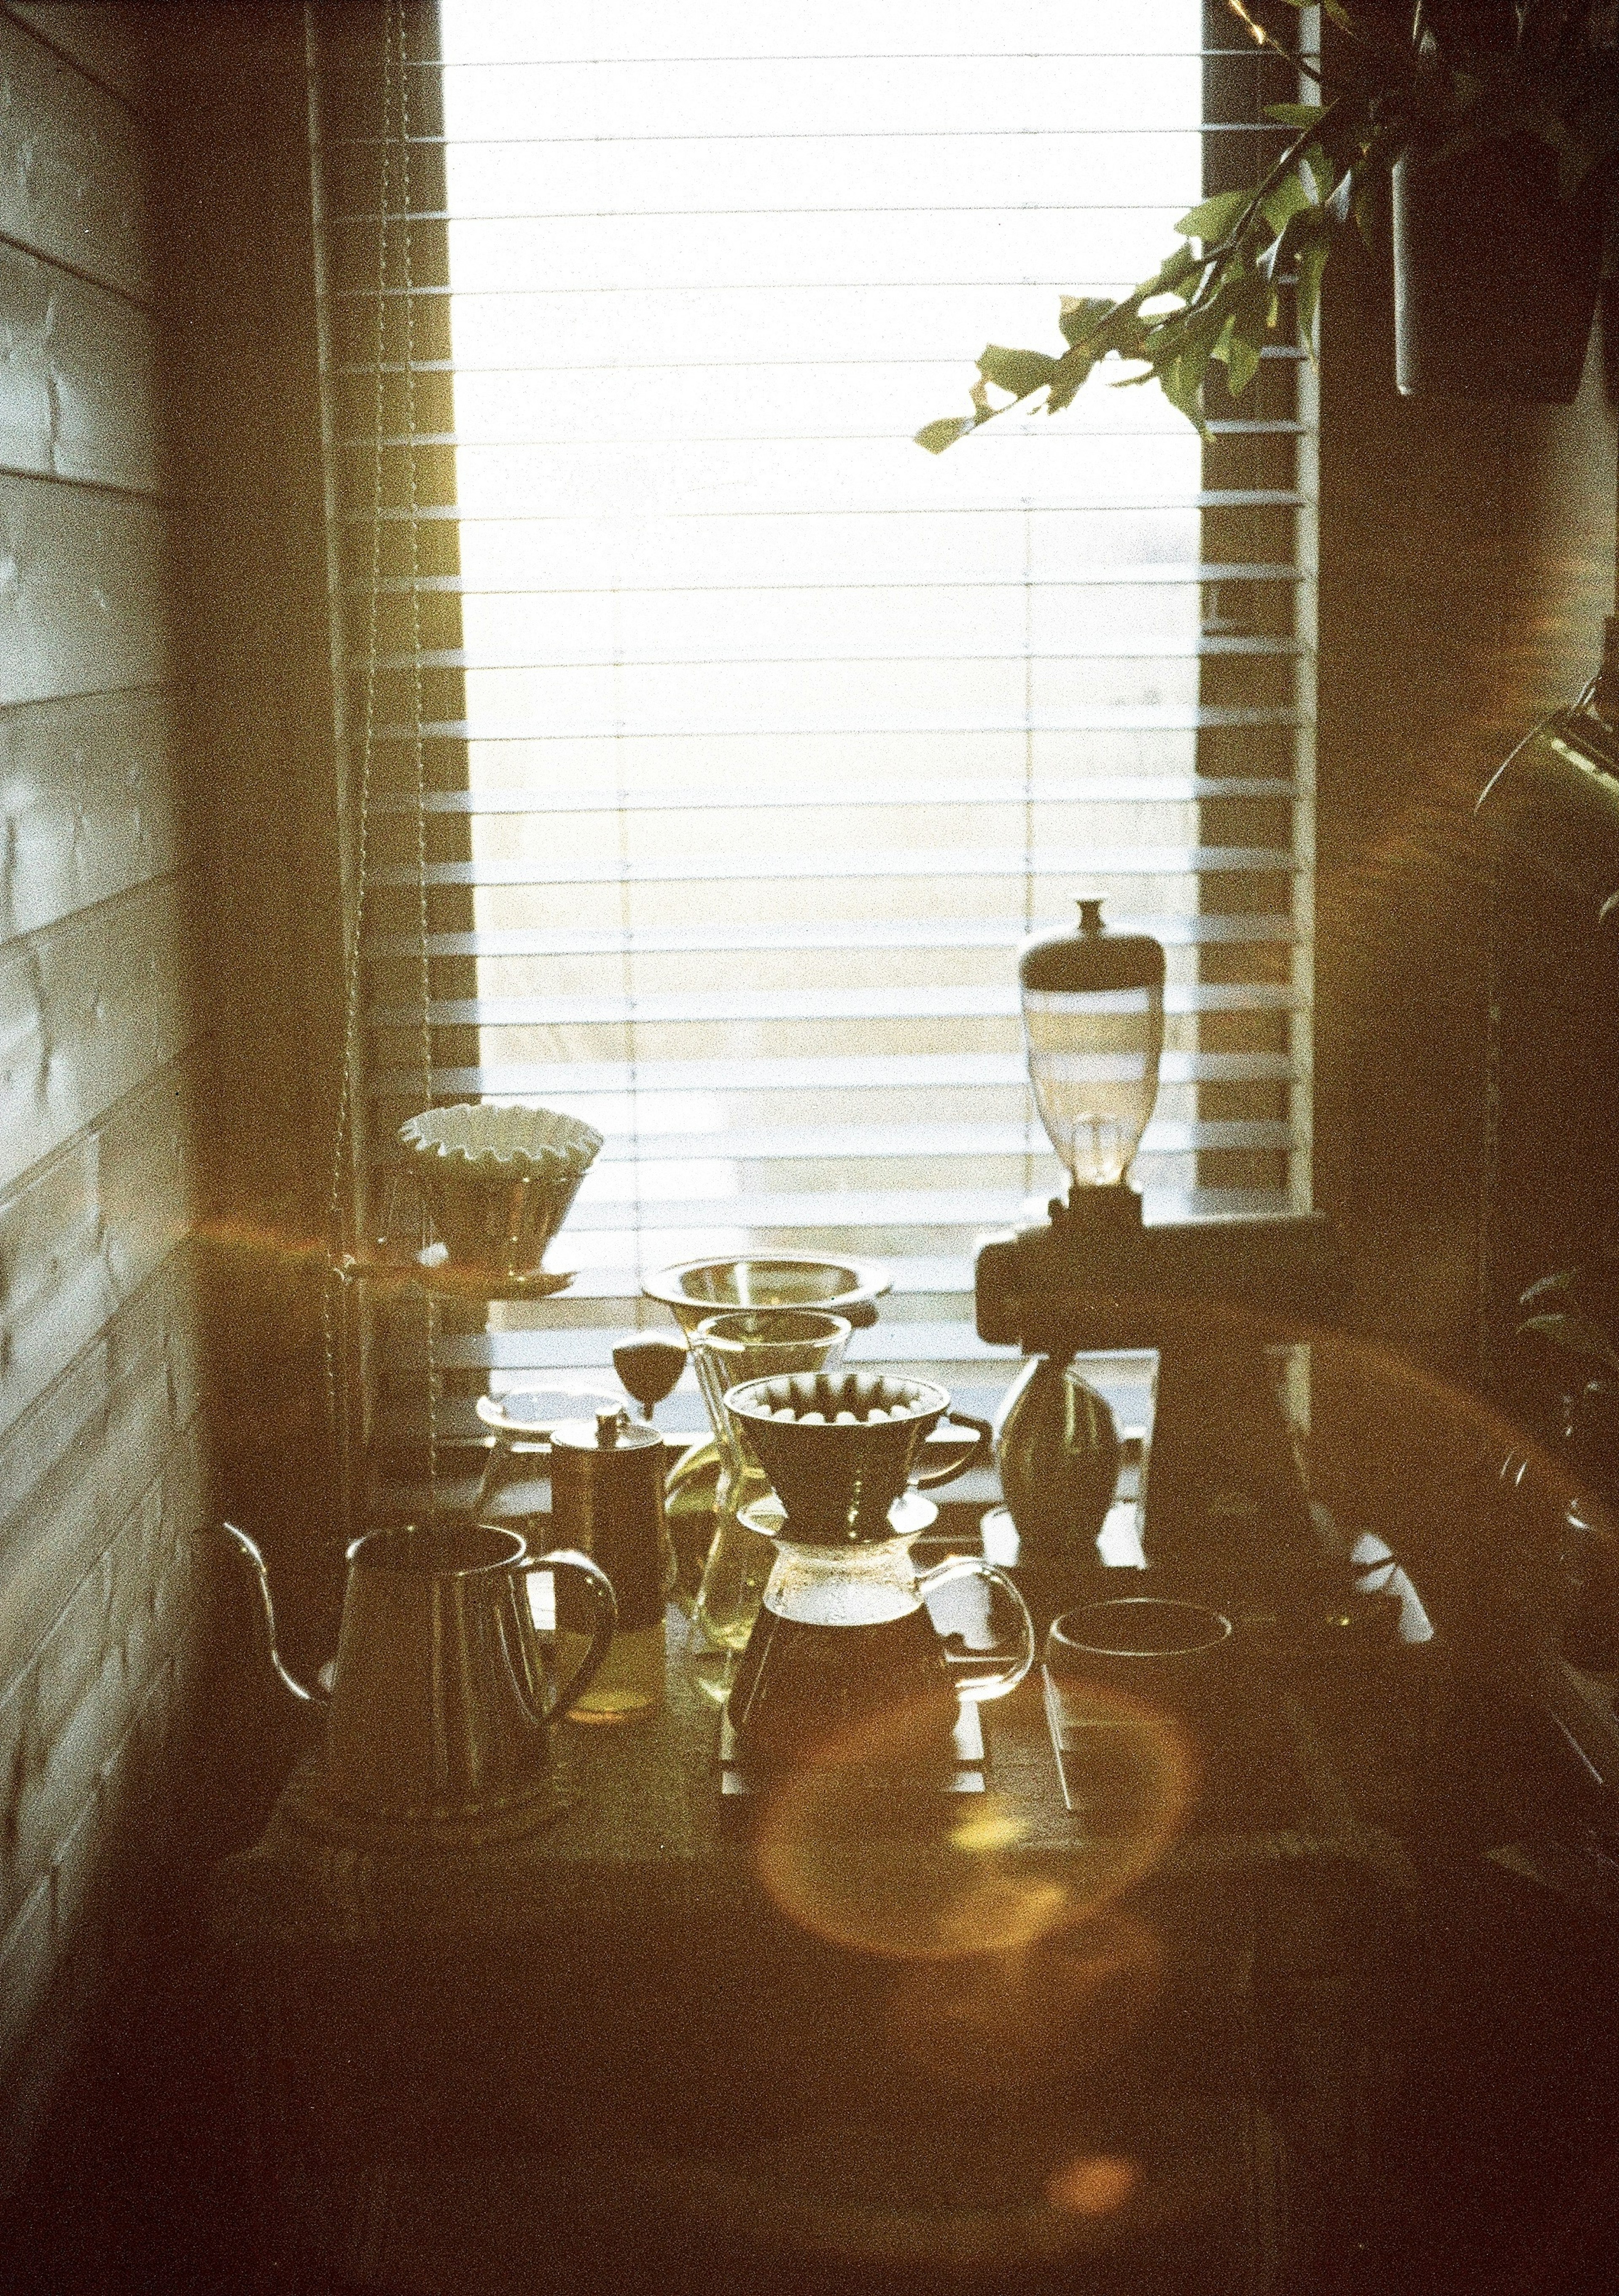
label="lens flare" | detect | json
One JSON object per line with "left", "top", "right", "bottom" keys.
{"left": 752, "top": 1685, "right": 1186, "bottom": 1959}
{"left": 1045, "top": 2154, "right": 1141, "bottom": 2217}
{"left": 948, "top": 1808, "right": 1029, "bottom": 1854}
{"left": 197, "top": 1214, "right": 329, "bottom": 1266}
{"left": 879, "top": 1913, "right": 1162, "bottom": 2095}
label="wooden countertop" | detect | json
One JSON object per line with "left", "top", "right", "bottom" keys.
{"left": 210, "top": 1600, "right": 1437, "bottom": 2294}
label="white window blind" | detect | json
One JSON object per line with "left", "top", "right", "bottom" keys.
{"left": 313, "top": 1, "right": 1313, "bottom": 1463}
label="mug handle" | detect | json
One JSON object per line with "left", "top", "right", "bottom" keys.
{"left": 911, "top": 1411, "right": 992, "bottom": 1491}
{"left": 917, "top": 1556, "right": 1035, "bottom": 1700}
{"left": 526, "top": 1547, "right": 618, "bottom": 1721}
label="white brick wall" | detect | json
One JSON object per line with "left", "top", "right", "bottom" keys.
{"left": 0, "top": 1349, "right": 213, "bottom": 2178}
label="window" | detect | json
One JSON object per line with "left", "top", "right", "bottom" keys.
{"left": 312, "top": 1, "right": 1313, "bottom": 1492}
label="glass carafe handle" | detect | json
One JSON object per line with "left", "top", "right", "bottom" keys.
{"left": 691, "top": 1339, "right": 746, "bottom": 1472}
{"left": 916, "top": 1556, "right": 1035, "bottom": 1700}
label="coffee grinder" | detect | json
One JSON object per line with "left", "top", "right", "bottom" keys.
{"left": 976, "top": 901, "right": 1348, "bottom": 1598}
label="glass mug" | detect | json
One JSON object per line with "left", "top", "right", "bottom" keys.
{"left": 1043, "top": 1597, "right": 1234, "bottom": 1829}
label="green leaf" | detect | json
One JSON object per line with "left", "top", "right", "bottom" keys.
{"left": 1206, "top": 273, "right": 1273, "bottom": 397}
{"left": 1260, "top": 172, "right": 1314, "bottom": 236}
{"left": 1043, "top": 346, "right": 1095, "bottom": 414}
{"left": 1059, "top": 296, "right": 1114, "bottom": 347}
{"left": 1302, "top": 142, "right": 1335, "bottom": 202}
{"left": 1224, "top": 325, "right": 1263, "bottom": 397}
{"left": 1264, "top": 103, "right": 1327, "bottom": 129}
{"left": 1521, "top": 1272, "right": 1580, "bottom": 1311}
{"left": 1173, "top": 189, "right": 1251, "bottom": 246}
{"left": 914, "top": 417, "right": 975, "bottom": 455}
{"left": 1295, "top": 231, "right": 1331, "bottom": 341}
{"left": 1352, "top": 175, "right": 1378, "bottom": 251}
{"left": 1089, "top": 306, "right": 1152, "bottom": 362}
{"left": 976, "top": 344, "right": 1058, "bottom": 399}
{"left": 1164, "top": 293, "right": 1237, "bottom": 365}
{"left": 1154, "top": 352, "right": 1210, "bottom": 436}
{"left": 1146, "top": 245, "right": 1202, "bottom": 299}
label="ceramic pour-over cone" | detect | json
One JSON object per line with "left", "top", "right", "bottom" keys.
{"left": 397, "top": 1103, "right": 602, "bottom": 1284}
{"left": 722, "top": 1370, "right": 954, "bottom": 1544}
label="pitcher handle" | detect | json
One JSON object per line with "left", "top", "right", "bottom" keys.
{"left": 917, "top": 1555, "right": 1035, "bottom": 1701}
{"left": 911, "top": 1412, "right": 992, "bottom": 1491}
{"left": 528, "top": 1548, "right": 618, "bottom": 1721}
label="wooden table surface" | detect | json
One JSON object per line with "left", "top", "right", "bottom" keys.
{"left": 211, "top": 1592, "right": 1452, "bottom": 2296}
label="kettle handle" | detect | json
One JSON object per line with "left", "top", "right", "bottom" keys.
{"left": 525, "top": 1547, "right": 618, "bottom": 1721}
{"left": 911, "top": 1412, "right": 993, "bottom": 1491}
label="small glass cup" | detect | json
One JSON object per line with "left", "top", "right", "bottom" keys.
{"left": 1043, "top": 1598, "right": 1233, "bottom": 1827}
{"left": 690, "top": 1310, "right": 853, "bottom": 1465}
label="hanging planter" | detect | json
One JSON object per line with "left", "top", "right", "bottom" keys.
{"left": 910, "top": 3, "right": 1619, "bottom": 444}
{"left": 1393, "top": 137, "right": 1604, "bottom": 402}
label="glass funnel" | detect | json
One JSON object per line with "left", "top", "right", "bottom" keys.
{"left": 688, "top": 1309, "right": 851, "bottom": 1692}
{"left": 1019, "top": 898, "right": 1165, "bottom": 1191}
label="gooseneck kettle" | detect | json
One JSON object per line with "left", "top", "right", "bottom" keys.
{"left": 223, "top": 1518, "right": 616, "bottom": 1844}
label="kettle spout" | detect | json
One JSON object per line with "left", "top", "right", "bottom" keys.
{"left": 220, "top": 1521, "right": 326, "bottom": 1706}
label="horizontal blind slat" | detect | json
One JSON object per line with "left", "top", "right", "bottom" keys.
{"left": 371, "top": 982, "right": 1301, "bottom": 1026}
{"left": 370, "top": 848, "right": 1298, "bottom": 894}
{"left": 370, "top": 1050, "right": 1301, "bottom": 1096}
{"left": 345, "top": 565, "right": 1306, "bottom": 593}
{"left": 379, "top": 918, "right": 1299, "bottom": 957}
{"left": 369, "top": 1118, "right": 1294, "bottom": 1163}
{"left": 345, "top": 490, "right": 1305, "bottom": 521}
{"left": 366, "top": 642, "right": 1303, "bottom": 672}
{"left": 376, "top": 776, "right": 1295, "bottom": 816}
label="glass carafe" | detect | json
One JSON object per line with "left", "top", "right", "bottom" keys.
{"left": 721, "top": 1369, "right": 1032, "bottom": 1766}
{"left": 727, "top": 1532, "right": 1036, "bottom": 1767}
{"left": 1020, "top": 897, "right": 1164, "bottom": 1191}
{"left": 688, "top": 1310, "right": 851, "bottom": 1694}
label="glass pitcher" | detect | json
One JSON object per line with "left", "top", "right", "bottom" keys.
{"left": 726, "top": 1531, "right": 1037, "bottom": 1767}
{"left": 688, "top": 1308, "right": 851, "bottom": 1693}
{"left": 721, "top": 1369, "right": 1033, "bottom": 1766}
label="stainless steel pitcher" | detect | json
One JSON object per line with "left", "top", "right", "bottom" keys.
{"left": 222, "top": 1519, "right": 616, "bottom": 1844}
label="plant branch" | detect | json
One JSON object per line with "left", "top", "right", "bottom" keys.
{"left": 1195, "top": 99, "right": 1347, "bottom": 276}
{"left": 1224, "top": 0, "right": 1329, "bottom": 88}
{"left": 917, "top": 0, "right": 1613, "bottom": 443}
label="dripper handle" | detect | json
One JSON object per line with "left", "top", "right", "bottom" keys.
{"left": 911, "top": 1412, "right": 992, "bottom": 1490}
{"left": 917, "top": 1556, "right": 1035, "bottom": 1701}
